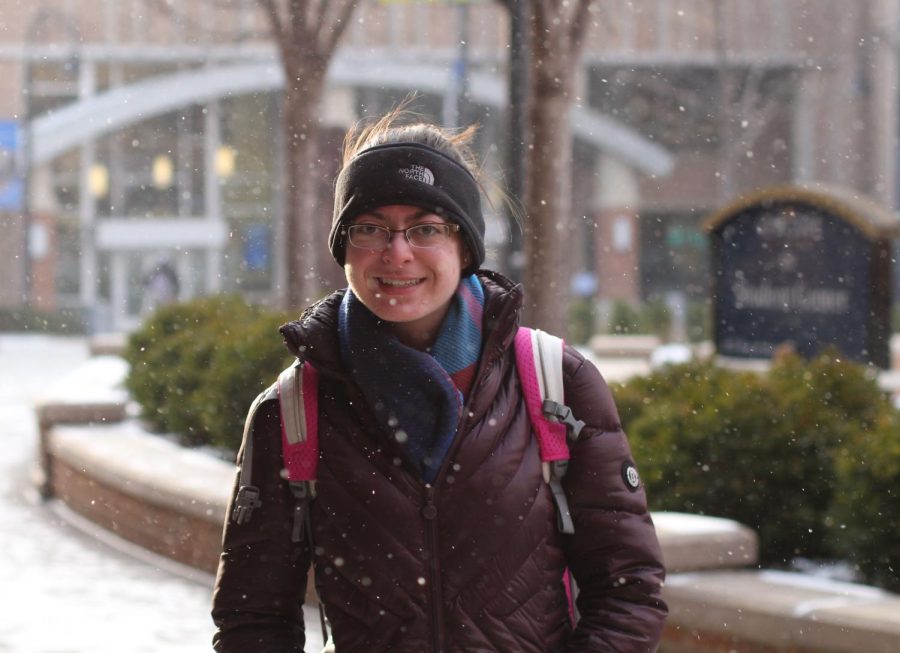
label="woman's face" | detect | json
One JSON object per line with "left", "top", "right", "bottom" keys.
{"left": 344, "top": 204, "right": 466, "bottom": 349}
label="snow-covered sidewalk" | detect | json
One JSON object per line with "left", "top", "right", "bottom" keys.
{"left": 0, "top": 335, "right": 217, "bottom": 653}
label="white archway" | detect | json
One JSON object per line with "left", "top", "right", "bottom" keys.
{"left": 31, "top": 55, "right": 674, "bottom": 175}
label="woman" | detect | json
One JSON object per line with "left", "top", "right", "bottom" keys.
{"left": 212, "top": 110, "right": 667, "bottom": 652}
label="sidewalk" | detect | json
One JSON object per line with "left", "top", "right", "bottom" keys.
{"left": 0, "top": 335, "right": 217, "bottom": 653}
{"left": 1, "top": 334, "right": 327, "bottom": 653}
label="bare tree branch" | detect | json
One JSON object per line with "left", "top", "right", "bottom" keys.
{"left": 569, "top": 0, "right": 593, "bottom": 54}
{"left": 289, "top": 0, "right": 307, "bottom": 39}
{"left": 259, "top": 0, "right": 284, "bottom": 40}
{"left": 310, "top": 0, "right": 327, "bottom": 31}
{"left": 321, "top": 0, "right": 359, "bottom": 57}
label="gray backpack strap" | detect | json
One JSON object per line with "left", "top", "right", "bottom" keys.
{"left": 533, "top": 329, "right": 585, "bottom": 442}
{"left": 277, "top": 360, "right": 309, "bottom": 446}
{"left": 231, "top": 382, "right": 278, "bottom": 525}
{"left": 524, "top": 328, "right": 584, "bottom": 536}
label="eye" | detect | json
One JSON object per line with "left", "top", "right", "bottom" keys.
{"left": 352, "top": 224, "right": 383, "bottom": 236}
{"left": 412, "top": 224, "right": 444, "bottom": 237}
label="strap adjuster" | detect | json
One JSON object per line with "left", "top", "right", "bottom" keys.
{"left": 547, "top": 460, "right": 574, "bottom": 535}
{"left": 542, "top": 399, "right": 585, "bottom": 441}
{"left": 232, "top": 485, "right": 262, "bottom": 525}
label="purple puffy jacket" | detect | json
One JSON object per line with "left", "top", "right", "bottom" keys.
{"left": 212, "top": 271, "right": 667, "bottom": 652}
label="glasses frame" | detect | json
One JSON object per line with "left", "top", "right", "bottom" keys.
{"left": 343, "top": 222, "right": 461, "bottom": 250}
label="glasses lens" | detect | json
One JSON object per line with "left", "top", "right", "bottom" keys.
{"left": 348, "top": 225, "right": 388, "bottom": 248}
{"left": 407, "top": 224, "right": 450, "bottom": 248}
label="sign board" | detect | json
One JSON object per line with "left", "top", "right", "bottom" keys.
{"left": 705, "top": 186, "right": 898, "bottom": 368}
{"left": 0, "top": 121, "right": 23, "bottom": 212}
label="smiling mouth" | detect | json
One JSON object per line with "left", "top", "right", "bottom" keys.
{"left": 377, "top": 278, "right": 424, "bottom": 287}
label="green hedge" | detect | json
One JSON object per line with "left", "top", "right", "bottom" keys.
{"left": 124, "top": 295, "right": 293, "bottom": 451}
{"left": 193, "top": 311, "right": 296, "bottom": 451}
{"left": 614, "top": 350, "right": 900, "bottom": 591}
{"left": 829, "top": 408, "right": 900, "bottom": 592}
{"left": 0, "top": 306, "right": 86, "bottom": 334}
{"left": 606, "top": 297, "right": 711, "bottom": 342}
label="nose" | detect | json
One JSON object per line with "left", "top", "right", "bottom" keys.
{"left": 381, "top": 229, "right": 414, "bottom": 264}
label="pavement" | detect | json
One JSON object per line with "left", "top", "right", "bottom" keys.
{"left": 0, "top": 336, "right": 220, "bottom": 652}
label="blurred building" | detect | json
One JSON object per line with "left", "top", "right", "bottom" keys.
{"left": 0, "top": 0, "right": 896, "bottom": 331}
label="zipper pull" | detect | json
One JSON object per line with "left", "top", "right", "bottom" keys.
{"left": 422, "top": 485, "right": 437, "bottom": 520}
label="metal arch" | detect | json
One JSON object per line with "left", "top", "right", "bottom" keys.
{"left": 31, "top": 57, "right": 674, "bottom": 176}
{"left": 30, "top": 62, "right": 285, "bottom": 165}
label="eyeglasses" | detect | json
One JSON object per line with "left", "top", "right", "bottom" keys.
{"left": 343, "top": 223, "right": 460, "bottom": 250}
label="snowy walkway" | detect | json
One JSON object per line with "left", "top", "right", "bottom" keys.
{"left": 0, "top": 335, "right": 324, "bottom": 653}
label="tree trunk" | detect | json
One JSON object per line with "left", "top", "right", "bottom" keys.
{"left": 282, "top": 68, "right": 326, "bottom": 308}
{"left": 523, "top": 0, "right": 591, "bottom": 336}
{"left": 258, "top": 0, "right": 360, "bottom": 310}
{"left": 525, "top": 81, "right": 573, "bottom": 335}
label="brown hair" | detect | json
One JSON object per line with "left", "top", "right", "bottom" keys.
{"left": 341, "top": 102, "right": 481, "bottom": 181}
{"left": 337, "top": 99, "right": 523, "bottom": 252}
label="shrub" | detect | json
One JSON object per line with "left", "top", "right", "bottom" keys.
{"left": 607, "top": 300, "right": 644, "bottom": 335}
{"left": 124, "top": 296, "right": 263, "bottom": 445}
{"left": 0, "top": 306, "right": 86, "bottom": 334}
{"left": 640, "top": 298, "right": 670, "bottom": 340}
{"left": 829, "top": 409, "right": 900, "bottom": 592}
{"left": 193, "top": 311, "right": 294, "bottom": 452}
{"left": 614, "top": 351, "right": 899, "bottom": 572}
{"left": 602, "top": 297, "right": 710, "bottom": 343}
{"left": 568, "top": 297, "right": 596, "bottom": 345}
{"left": 686, "top": 298, "right": 711, "bottom": 343}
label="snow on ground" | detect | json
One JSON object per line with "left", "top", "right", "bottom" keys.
{"left": 0, "top": 335, "right": 323, "bottom": 653}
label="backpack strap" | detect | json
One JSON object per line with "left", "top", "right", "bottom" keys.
{"left": 514, "top": 327, "right": 584, "bottom": 535}
{"left": 231, "top": 382, "right": 278, "bottom": 525}
{"left": 276, "top": 360, "right": 331, "bottom": 643}
{"left": 275, "top": 359, "right": 321, "bottom": 546}
{"left": 230, "top": 359, "right": 320, "bottom": 527}
{"left": 277, "top": 360, "right": 320, "bottom": 486}
{"left": 515, "top": 326, "right": 585, "bottom": 625}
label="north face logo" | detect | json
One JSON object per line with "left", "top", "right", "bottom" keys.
{"left": 398, "top": 164, "right": 435, "bottom": 185}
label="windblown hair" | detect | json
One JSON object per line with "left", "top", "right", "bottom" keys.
{"left": 339, "top": 98, "right": 523, "bottom": 238}
{"left": 341, "top": 103, "right": 481, "bottom": 181}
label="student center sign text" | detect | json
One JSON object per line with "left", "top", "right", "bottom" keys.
{"left": 706, "top": 186, "right": 898, "bottom": 369}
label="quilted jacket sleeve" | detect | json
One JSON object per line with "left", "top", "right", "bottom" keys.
{"left": 559, "top": 347, "right": 667, "bottom": 652}
{"left": 211, "top": 399, "right": 311, "bottom": 653}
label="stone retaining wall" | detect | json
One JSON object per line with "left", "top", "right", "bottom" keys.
{"left": 46, "top": 423, "right": 231, "bottom": 574}
{"left": 50, "top": 453, "right": 224, "bottom": 573}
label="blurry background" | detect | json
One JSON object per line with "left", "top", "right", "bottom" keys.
{"left": 2, "top": 0, "right": 898, "bottom": 337}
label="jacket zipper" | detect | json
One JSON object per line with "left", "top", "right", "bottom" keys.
{"left": 420, "top": 350, "right": 505, "bottom": 651}
{"left": 423, "top": 484, "right": 444, "bottom": 652}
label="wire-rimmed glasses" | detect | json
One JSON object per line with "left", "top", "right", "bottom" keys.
{"left": 343, "top": 223, "right": 460, "bottom": 249}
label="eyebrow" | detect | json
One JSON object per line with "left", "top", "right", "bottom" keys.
{"left": 358, "top": 209, "right": 439, "bottom": 223}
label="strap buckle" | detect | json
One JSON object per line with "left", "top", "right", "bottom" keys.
{"left": 231, "top": 485, "right": 262, "bottom": 525}
{"left": 289, "top": 481, "right": 314, "bottom": 543}
{"left": 542, "top": 399, "right": 585, "bottom": 441}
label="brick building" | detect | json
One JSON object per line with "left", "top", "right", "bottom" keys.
{"left": 0, "top": 0, "right": 896, "bottom": 331}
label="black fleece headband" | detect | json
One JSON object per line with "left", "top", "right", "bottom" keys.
{"left": 329, "top": 142, "right": 485, "bottom": 276}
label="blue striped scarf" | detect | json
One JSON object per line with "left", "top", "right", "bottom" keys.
{"left": 338, "top": 275, "right": 484, "bottom": 483}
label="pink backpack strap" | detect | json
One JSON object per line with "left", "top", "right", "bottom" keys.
{"left": 515, "top": 326, "right": 583, "bottom": 624}
{"left": 277, "top": 361, "right": 320, "bottom": 486}
{"left": 514, "top": 327, "right": 580, "bottom": 536}
{"left": 276, "top": 360, "right": 320, "bottom": 546}
{"left": 514, "top": 327, "right": 569, "bottom": 463}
